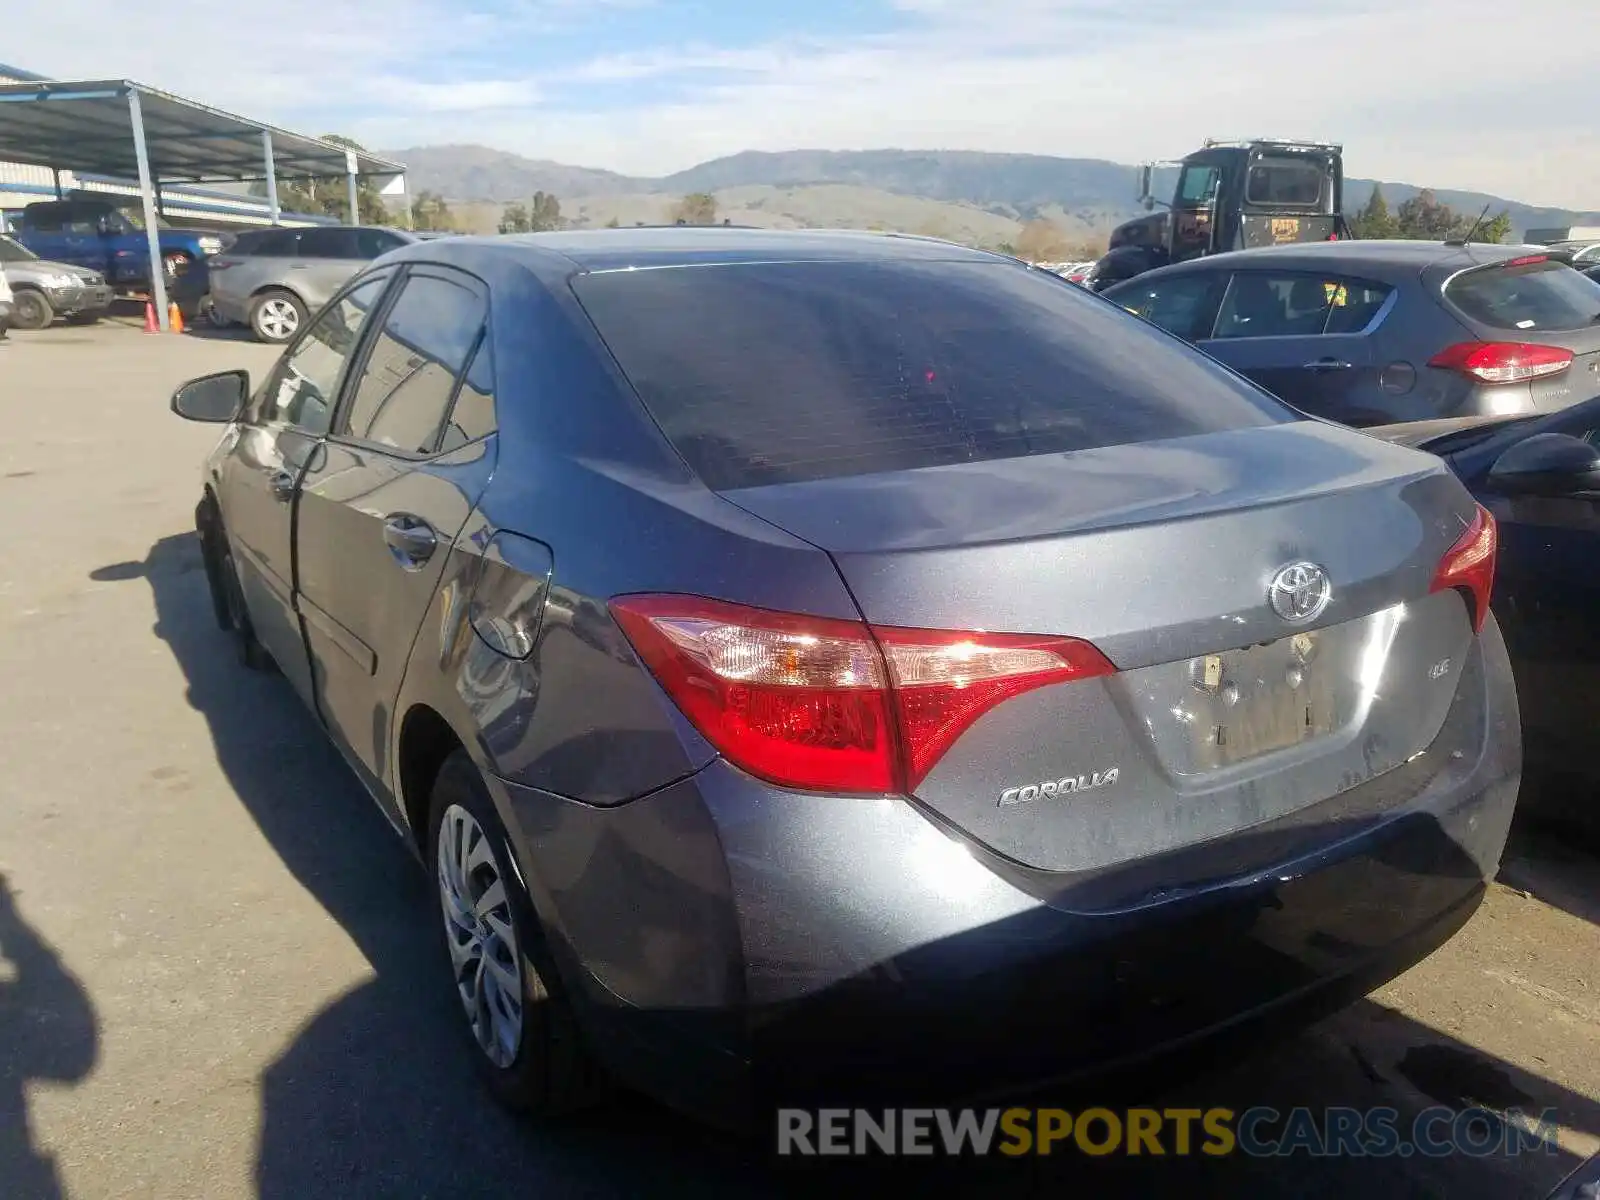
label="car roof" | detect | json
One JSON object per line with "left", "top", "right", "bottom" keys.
{"left": 1114, "top": 239, "right": 1551, "bottom": 290}
{"left": 384, "top": 227, "right": 1006, "bottom": 275}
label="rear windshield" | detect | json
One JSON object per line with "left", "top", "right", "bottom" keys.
{"left": 1246, "top": 158, "right": 1327, "bottom": 209}
{"left": 1446, "top": 259, "right": 1600, "bottom": 333}
{"left": 570, "top": 259, "right": 1297, "bottom": 490}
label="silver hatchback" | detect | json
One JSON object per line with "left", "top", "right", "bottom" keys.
{"left": 207, "top": 225, "right": 418, "bottom": 343}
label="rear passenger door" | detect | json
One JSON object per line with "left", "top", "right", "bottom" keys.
{"left": 1197, "top": 271, "right": 1392, "bottom": 424}
{"left": 292, "top": 265, "right": 497, "bottom": 799}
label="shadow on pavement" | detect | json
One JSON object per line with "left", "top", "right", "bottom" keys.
{"left": 103, "top": 529, "right": 1598, "bottom": 1200}
{"left": 0, "top": 873, "right": 99, "bottom": 1200}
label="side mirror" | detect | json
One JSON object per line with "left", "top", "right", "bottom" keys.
{"left": 1486, "top": 432, "right": 1600, "bottom": 497}
{"left": 171, "top": 370, "right": 248, "bottom": 423}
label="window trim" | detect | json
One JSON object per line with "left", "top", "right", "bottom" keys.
{"left": 435, "top": 325, "right": 498, "bottom": 453}
{"left": 1202, "top": 270, "right": 1397, "bottom": 343}
{"left": 249, "top": 267, "right": 399, "bottom": 433}
{"left": 326, "top": 262, "right": 492, "bottom": 461}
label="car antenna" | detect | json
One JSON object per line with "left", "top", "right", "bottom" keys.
{"left": 1447, "top": 202, "right": 1493, "bottom": 246}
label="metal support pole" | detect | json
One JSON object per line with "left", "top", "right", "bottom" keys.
{"left": 262, "top": 131, "right": 280, "bottom": 225}
{"left": 399, "top": 174, "right": 412, "bottom": 230}
{"left": 346, "top": 156, "right": 359, "bottom": 226}
{"left": 128, "top": 89, "right": 170, "bottom": 331}
{"left": 52, "top": 168, "right": 63, "bottom": 199}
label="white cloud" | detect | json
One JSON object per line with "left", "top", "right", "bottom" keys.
{"left": 5, "top": 0, "right": 1596, "bottom": 208}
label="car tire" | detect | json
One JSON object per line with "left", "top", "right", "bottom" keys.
{"left": 249, "top": 290, "right": 306, "bottom": 344}
{"left": 202, "top": 505, "right": 274, "bottom": 672}
{"left": 427, "top": 750, "right": 610, "bottom": 1116}
{"left": 11, "top": 288, "right": 54, "bottom": 331}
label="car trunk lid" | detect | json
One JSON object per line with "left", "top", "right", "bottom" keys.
{"left": 722, "top": 420, "right": 1483, "bottom": 874}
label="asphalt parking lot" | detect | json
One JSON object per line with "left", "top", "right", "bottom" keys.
{"left": 1, "top": 319, "right": 1598, "bottom": 1200}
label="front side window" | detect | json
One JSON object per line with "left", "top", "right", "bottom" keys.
{"left": 1178, "top": 166, "right": 1220, "bottom": 204}
{"left": 340, "top": 273, "right": 486, "bottom": 455}
{"left": 1212, "top": 272, "right": 1392, "bottom": 339}
{"left": 1112, "top": 273, "right": 1226, "bottom": 341}
{"left": 257, "top": 275, "right": 390, "bottom": 433}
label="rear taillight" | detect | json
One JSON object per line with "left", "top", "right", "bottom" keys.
{"left": 1429, "top": 504, "right": 1497, "bottom": 633}
{"left": 1427, "top": 341, "right": 1572, "bottom": 385}
{"left": 609, "top": 595, "right": 1116, "bottom": 794}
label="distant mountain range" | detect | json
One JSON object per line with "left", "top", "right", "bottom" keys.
{"left": 387, "top": 145, "right": 1600, "bottom": 245}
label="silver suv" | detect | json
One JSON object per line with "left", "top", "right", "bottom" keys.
{"left": 0, "top": 235, "right": 114, "bottom": 330}
{"left": 207, "top": 225, "right": 418, "bottom": 343}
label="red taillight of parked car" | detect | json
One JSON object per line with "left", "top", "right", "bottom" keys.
{"left": 1427, "top": 341, "right": 1573, "bottom": 384}
{"left": 609, "top": 594, "right": 1116, "bottom": 793}
{"left": 1428, "top": 504, "right": 1497, "bottom": 633}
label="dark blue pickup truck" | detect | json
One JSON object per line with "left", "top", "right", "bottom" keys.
{"left": 12, "top": 197, "right": 226, "bottom": 299}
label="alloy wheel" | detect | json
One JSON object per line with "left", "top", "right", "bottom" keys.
{"left": 256, "top": 298, "right": 300, "bottom": 341}
{"left": 436, "top": 803, "right": 524, "bottom": 1069}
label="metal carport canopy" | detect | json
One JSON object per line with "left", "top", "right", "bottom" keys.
{"left": 0, "top": 78, "right": 405, "bottom": 330}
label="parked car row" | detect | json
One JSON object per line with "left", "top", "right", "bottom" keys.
{"left": 171, "top": 227, "right": 1530, "bottom": 1131}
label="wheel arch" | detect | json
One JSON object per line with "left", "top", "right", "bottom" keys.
{"left": 396, "top": 702, "right": 471, "bottom": 853}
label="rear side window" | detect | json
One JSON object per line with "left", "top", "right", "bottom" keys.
{"left": 340, "top": 273, "right": 486, "bottom": 454}
{"left": 1213, "top": 272, "right": 1393, "bottom": 339}
{"left": 571, "top": 259, "right": 1296, "bottom": 491}
{"left": 1245, "top": 159, "right": 1326, "bottom": 209}
{"left": 298, "top": 227, "right": 360, "bottom": 259}
{"left": 1446, "top": 259, "right": 1600, "bottom": 333}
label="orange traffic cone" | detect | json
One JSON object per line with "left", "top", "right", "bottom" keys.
{"left": 143, "top": 301, "right": 159, "bottom": 333}
{"left": 167, "top": 301, "right": 185, "bottom": 334}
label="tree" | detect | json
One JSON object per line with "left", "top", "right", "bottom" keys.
{"left": 1350, "top": 185, "right": 1397, "bottom": 239}
{"left": 1013, "top": 218, "right": 1073, "bottom": 262}
{"left": 604, "top": 216, "right": 621, "bottom": 229}
{"left": 498, "top": 203, "right": 530, "bottom": 234}
{"left": 669, "top": 192, "right": 718, "bottom": 225}
{"left": 528, "top": 191, "right": 562, "bottom": 231}
{"left": 501, "top": 191, "right": 562, "bottom": 234}
{"left": 409, "top": 190, "right": 455, "bottom": 231}
{"left": 1386, "top": 189, "right": 1512, "bottom": 244}
{"left": 250, "top": 134, "right": 391, "bottom": 225}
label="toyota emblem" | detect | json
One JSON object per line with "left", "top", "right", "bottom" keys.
{"left": 1267, "top": 562, "right": 1332, "bottom": 624}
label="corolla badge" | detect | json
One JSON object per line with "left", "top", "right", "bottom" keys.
{"left": 998, "top": 769, "right": 1119, "bottom": 807}
{"left": 1267, "top": 562, "right": 1332, "bottom": 624}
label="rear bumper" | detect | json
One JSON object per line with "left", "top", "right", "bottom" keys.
{"left": 487, "top": 615, "right": 1521, "bottom": 1128}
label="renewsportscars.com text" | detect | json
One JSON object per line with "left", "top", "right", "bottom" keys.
{"left": 776, "top": 1106, "right": 1562, "bottom": 1158}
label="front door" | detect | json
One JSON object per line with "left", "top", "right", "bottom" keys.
{"left": 1198, "top": 271, "right": 1392, "bottom": 424}
{"left": 1484, "top": 408, "right": 1600, "bottom": 774}
{"left": 293, "top": 266, "right": 495, "bottom": 798}
{"left": 214, "top": 271, "right": 394, "bottom": 708}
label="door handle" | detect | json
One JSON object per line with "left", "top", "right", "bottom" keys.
{"left": 383, "top": 514, "right": 437, "bottom": 568}
{"left": 268, "top": 469, "right": 296, "bottom": 501}
{"left": 1302, "top": 358, "right": 1353, "bottom": 372}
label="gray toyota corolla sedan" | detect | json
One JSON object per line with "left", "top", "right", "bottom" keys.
{"left": 170, "top": 228, "right": 1521, "bottom": 1128}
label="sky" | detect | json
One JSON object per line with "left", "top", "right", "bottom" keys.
{"left": 5, "top": 0, "right": 1596, "bottom": 209}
